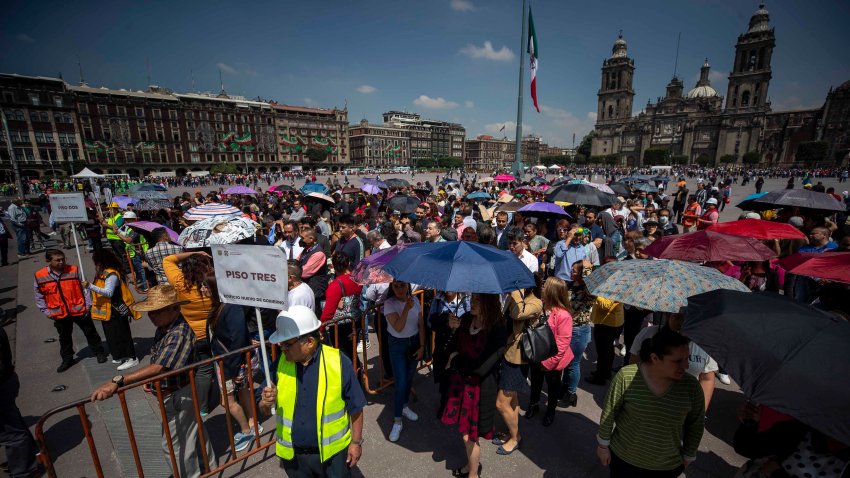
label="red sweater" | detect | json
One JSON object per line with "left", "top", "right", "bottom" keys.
{"left": 320, "top": 273, "right": 363, "bottom": 322}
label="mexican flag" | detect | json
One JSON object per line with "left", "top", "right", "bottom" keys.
{"left": 528, "top": 6, "right": 539, "bottom": 112}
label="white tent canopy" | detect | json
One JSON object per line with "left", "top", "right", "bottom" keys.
{"left": 548, "top": 164, "right": 562, "bottom": 170}
{"left": 71, "top": 167, "right": 105, "bottom": 179}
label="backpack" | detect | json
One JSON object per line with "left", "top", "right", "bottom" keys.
{"left": 332, "top": 279, "right": 362, "bottom": 324}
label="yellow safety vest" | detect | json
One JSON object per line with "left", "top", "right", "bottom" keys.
{"left": 275, "top": 345, "right": 351, "bottom": 463}
{"left": 105, "top": 213, "right": 123, "bottom": 241}
{"left": 90, "top": 268, "right": 141, "bottom": 322}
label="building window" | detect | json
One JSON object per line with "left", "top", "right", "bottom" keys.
{"left": 191, "top": 153, "right": 200, "bottom": 163}
{"left": 152, "top": 109, "right": 161, "bottom": 119}
{"left": 169, "top": 109, "right": 178, "bottom": 120}
{"left": 200, "top": 111, "right": 208, "bottom": 120}
{"left": 117, "top": 106, "right": 127, "bottom": 116}
{"left": 175, "top": 151, "right": 183, "bottom": 163}
{"left": 186, "top": 111, "right": 194, "bottom": 120}
{"left": 53, "top": 96, "right": 64, "bottom": 108}
{"left": 78, "top": 103, "right": 89, "bottom": 114}
{"left": 97, "top": 104, "right": 109, "bottom": 115}
{"left": 206, "top": 154, "right": 213, "bottom": 162}
{"left": 136, "top": 107, "right": 145, "bottom": 117}
{"left": 215, "top": 113, "right": 223, "bottom": 121}
{"left": 741, "top": 91, "right": 751, "bottom": 107}
{"left": 173, "top": 131, "right": 181, "bottom": 141}
{"left": 29, "top": 94, "right": 40, "bottom": 106}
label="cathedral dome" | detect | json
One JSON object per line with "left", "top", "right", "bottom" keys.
{"left": 747, "top": 3, "right": 771, "bottom": 33}
{"left": 687, "top": 85, "right": 718, "bottom": 99}
{"left": 611, "top": 33, "right": 628, "bottom": 58}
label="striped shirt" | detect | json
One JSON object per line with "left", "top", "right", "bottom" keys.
{"left": 597, "top": 364, "right": 705, "bottom": 471}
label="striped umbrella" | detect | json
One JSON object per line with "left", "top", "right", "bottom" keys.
{"left": 183, "top": 203, "right": 241, "bottom": 221}
{"left": 584, "top": 259, "right": 750, "bottom": 313}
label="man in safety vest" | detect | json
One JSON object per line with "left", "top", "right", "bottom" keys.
{"left": 34, "top": 249, "right": 106, "bottom": 372}
{"left": 260, "top": 306, "right": 365, "bottom": 477}
{"left": 115, "top": 211, "right": 149, "bottom": 291}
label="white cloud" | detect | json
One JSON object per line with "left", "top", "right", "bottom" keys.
{"left": 459, "top": 41, "right": 515, "bottom": 62}
{"left": 464, "top": 100, "right": 474, "bottom": 108}
{"left": 217, "top": 62, "right": 238, "bottom": 75}
{"left": 450, "top": 0, "right": 475, "bottom": 12}
{"left": 303, "top": 97, "right": 318, "bottom": 106}
{"left": 16, "top": 34, "right": 34, "bottom": 43}
{"left": 413, "top": 95, "right": 459, "bottom": 109}
{"left": 356, "top": 85, "right": 377, "bottom": 94}
{"left": 587, "top": 112, "right": 598, "bottom": 123}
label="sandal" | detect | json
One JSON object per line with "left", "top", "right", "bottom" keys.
{"left": 451, "top": 463, "right": 483, "bottom": 477}
{"left": 491, "top": 432, "right": 509, "bottom": 446}
{"left": 496, "top": 438, "right": 522, "bottom": 455}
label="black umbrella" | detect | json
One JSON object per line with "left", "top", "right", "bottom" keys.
{"left": 752, "top": 189, "right": 846, "bottom": 213}
{"left": 385, "top": 178, "right": 410, "bottom": 189}
{"left": 270, "top": 184, "right": 295, "bottom": 192}
{"left": 607, "top": 181, "right": 631, "bottom": 196}
{"left": 387, "top": 195, "right": 421, "bottom": 214}
{"left": 630, "top": 182, "right": 658, "bottom": 193}
{"left": 684, "top": 289, "right": 850, "bottom": 445}
{"left": 544, "top": 183, "right": 617, "bottom": 207}
{"left": 129, "top": 182, "right": 168, "bottom": 192}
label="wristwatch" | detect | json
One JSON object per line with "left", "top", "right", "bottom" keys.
{"left": 351, "top": 438, "right": 364, "bottom": 446}
{"left": 111, "top": 375, "right": 125, "bottom": 387}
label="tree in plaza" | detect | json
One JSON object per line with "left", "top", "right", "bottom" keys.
{"left": 437, "top": 157, "right": 464, "bottom": 169}
{"left": 719, "top": 154, "right": 738, "bottom": 164}
{"left": 572, "top": 154, "right": 587, "bottom": 165}
{"left": 642, "top": 148, "right": 670, "bottom": 165}
{"left": 695, "top": 154, "right": 712, "bottom": 166}
{"left": 576, "top": 132, "right": 594, "bottom": 158}
{"left": 742, "top": 151, "right": 761, "bottom": 165}
{"left": 795, "top": 141, "right": 829, "bottom": 164}
{"left": 305, "top": 147, "right": 329, "bottom": 163}
{"left": 540, "top": 154, "right": 561, "bottom": 167}
{"left": 210, "top": 163, "right": 238, "bottom": 174}
{"left": 417, "top": 158, "right": 437, "bottom": 169}
{"left": 670, "top": 155, "right": 688, "bottom": 165}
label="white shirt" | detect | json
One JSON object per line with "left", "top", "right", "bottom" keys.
{"left": 631, "top": 325, "right": 719, "bottom": 377}
{"left": 382, "top": 296, "right": 421, "bottom": 339}
{"left": 277, "top": 239, "right": 304, "bottom": 261}
{"left": 518, "top": 249, "right": 538, "bottom": 273}
{"left": 288, "top": 282, "right": 315, "bottom": 311}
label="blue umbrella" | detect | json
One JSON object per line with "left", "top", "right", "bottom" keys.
{"left": 300, "top": 183, "right": 328, "bottom": 194}
{"left": 383, "top": 241, "right": 535, "bottom": 294}
{"left": 466, "top": 191, "right": 491, "bottom": 201}
{"left": 441, "top": 178, "right": 459, "bottom": 185}
{"left": 530, "top": 176, "right": 549, "bottom": 184}
{"left": 736, "top": 192, "right": 768, "bottom": 210}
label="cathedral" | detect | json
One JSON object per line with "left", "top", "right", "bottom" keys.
{"left": 590, "top": 4, "right": 848, "bottom": 166}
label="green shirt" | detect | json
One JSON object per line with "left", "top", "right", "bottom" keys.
{"left": 597, "top": 364, "right": 705, "bottom": 471}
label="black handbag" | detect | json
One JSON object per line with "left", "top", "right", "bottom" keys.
{"left": 519, "top": 314, "right": 558, "bottom": 363}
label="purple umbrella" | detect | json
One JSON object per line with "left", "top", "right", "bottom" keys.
{"left": 127, "top": 221, "right": 180, "bottom": 243}
{"left": 351, "top": 243, "right": 428, "bottom": 285}
{"left": 517, "top": 201, "right": 571, "bottom": 218}
{"left": 224, "top": 185, "right": 258, "bottom": 195}
{"left": 112, "top": 195, "right": 135, "bottom": 209}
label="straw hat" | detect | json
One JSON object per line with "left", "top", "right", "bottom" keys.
{"left": 133, "top": 284, "right": 189, "bottom": 312}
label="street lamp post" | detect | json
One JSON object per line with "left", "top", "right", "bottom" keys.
{"left": 0, "top": 110, "right": 25, "bottom": 198}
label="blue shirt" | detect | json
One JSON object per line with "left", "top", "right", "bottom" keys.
{"left": 291, "top": 345, "right": 366, "bottom": 448}
{"left": 553, "top": 241, "right": 586, "bottom": 282}
{"left": 799, "top": 241, "right": 837, "bottom": 254}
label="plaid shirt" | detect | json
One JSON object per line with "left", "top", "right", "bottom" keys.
{"left": 149, "top": 316, "right": 195, "bottom": 393}
{"left": 143, "top": 242, "right": 184, "bottom": 285}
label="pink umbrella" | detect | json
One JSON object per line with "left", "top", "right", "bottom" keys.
{"left": 224, "top": 185, "right": 258, "bottom": 195}
{"left": 494, "top": 174, "right": 516, "bottom": 183}
{"left": 127, "top": 221, "right": 180, "bottom": 243}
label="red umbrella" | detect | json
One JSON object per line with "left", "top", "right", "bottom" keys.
{"left": 778, "top": 252, "right": 850, "bottom": 284}
{"left": 644, "top": 230, "right": 777, "bottom": 262}
{"left": 708, "top": 218, "right": 806, "bottom": 240}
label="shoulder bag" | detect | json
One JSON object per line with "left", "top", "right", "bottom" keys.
{"left": 519, "top": 313, "right": 558, "bottom": 363}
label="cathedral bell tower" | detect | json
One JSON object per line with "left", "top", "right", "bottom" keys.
{"left": 597, "top": 32, "right": 635, "bottom": 124}
{"left": 725, "top": 4, "right": 775, "bottom": 111}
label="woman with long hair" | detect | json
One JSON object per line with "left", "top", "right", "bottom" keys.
{"left": 442, "top": 294, "right": 507, "bottom": 478}
{"left": 203, "top": 273, "right": 257, "bottom": 453}
{"left": 527, "top": 277, "right": 574, "bottom": 426}
{"left": 84, "top": 249, "right": 140, "bottom": 371}
{"left": 382, "top": 280, "right": 425, "bottom": 442}
{"left": 597, "top": 327, "right": 705, "bottom": 477}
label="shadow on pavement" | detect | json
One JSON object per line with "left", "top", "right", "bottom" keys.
{"left": 705, "top": 387, "right": 747, "bottom": 448}
{"left": 34, "top": 413, "right": 86, "bottom": 462}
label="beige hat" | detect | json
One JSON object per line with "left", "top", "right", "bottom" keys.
{"left": 133, "top": 284, "right": 189, "bottom": 312}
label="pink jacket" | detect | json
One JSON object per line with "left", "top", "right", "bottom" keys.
{"left": 541, "top": 307, "right": 574, "bottom": 371}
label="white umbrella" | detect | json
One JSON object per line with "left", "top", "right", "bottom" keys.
{"left": 178, "top": 215, "right": 259, "bottom": 248}
{"left": 306, "top": 192, "right": 336, "bottom": 204}
{"left": 183, "top": 203, "right": 241, "bottom": 221}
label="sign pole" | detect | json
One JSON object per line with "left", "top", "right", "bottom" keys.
{"left": 71, "top": 223, "right": 85, "bottom": 281}
{"left": 255, "top": 307, "right": 272, "bottom": 387}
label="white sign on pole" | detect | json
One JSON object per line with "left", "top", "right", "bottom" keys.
{"left": 48, "top": 193, "right": 88, "bottom": 223}
{"left": 211, "top": 244, "right": 289, "bottom": 310}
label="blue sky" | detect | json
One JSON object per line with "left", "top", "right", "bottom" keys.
{"left": 2, "top": 0, "right": 849, "bottom": 148}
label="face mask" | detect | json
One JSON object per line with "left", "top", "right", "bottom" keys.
{"left": 659, "top": 217, "right": 669, "bottom": 225}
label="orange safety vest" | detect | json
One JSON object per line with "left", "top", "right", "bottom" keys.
{"left": 682, "top": 203, "right": 701, "bottom": 229}
{"left": 35, "top": 265, "right": 87, "bottom": 320}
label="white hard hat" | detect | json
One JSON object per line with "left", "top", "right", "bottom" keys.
{"left": 122, "top": 211, "right": 137, "bottom": 219}
{"left": 705, "top": 198, "right": 718, "bottom": 205}
{"left": 269, "top": 305, "right": 321, "bottom": 344}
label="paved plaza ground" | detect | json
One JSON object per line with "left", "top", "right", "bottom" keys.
{"left": 2, "top": 173, "right": 846, "bottom": 477}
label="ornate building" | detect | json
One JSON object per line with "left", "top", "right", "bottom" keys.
{"left": 464, "top": 134, "right": 540, "bottom": 171}
{"left": 590, "top": 4, "right": 847, "bottom": 166}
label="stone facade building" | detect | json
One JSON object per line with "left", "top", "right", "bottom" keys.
{"left": 464, "top": 134, "right": 540, "bottom": 171}
{"left": 273, "top": 103, "right": 348, "bottom": 166}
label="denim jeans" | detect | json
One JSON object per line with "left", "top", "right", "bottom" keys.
{"left": 387, "top": 334, "right": 418, "bottom": 418}
{"left": 130, "top": 254, "right": 148, "bottom": 290}
{"left": 12, "top": 225, "right": 28, "bottom": 255}
{"left": 562, "top": 324, "right": 592, "bottom": 395}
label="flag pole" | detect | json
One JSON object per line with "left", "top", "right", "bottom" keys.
{"left": 512, "top": 0, "right": 528, "bottom": 178}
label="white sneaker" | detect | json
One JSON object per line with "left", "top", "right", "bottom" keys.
{"left": 356, "top": 341, "right": 364, "bottom": 354}
{"left": 112, "top": 359, "right": 122, "bottom": 364}
{"left": 402, "top": 406, "right": 419, "bottom": 422}
{"left": 614, "top": 343, "right": 625, "bottom": 357}
{"left": 717, "top": 373, "right": 732, "bottom": 385}
{"left": 389, "top": 422, "right": 403, "bottom": 442}
{"left": 117, "top": 358, "right": 140, "bottom": 371}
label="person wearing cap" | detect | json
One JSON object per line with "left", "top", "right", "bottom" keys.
{"left": 90, "top": 284, "right": 216, "bottom": 478}
{"left": 115, "top": 211, "right": 149, "bottom": 291}
{"left": 260, "top": 306, "right": 366, "bottom": 477}
{"left": 696, "top": 198, "right": 720, "bottom": 230}
{"left": 102, "top": 202, "right": 129, "bottom": 275}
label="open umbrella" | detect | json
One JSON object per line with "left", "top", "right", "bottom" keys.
{"left": 708, "top": 218, "right": 807, "bottom": 240}
{"left": 361, "top": 177, "right": 388, "bottom": 189}
{"left": 383, "top": 241, "right": 535, "bottom": 293}
{"left": 111, "top": 195, "right": 135, "bottom": 209}
{"left": 477, "top": 176, "right": 494, "bottom": 184}
{"left": 735, "top": 192, "right": 768, "bottom": 210}
{"left": 351, "top": 243, "right": 426, "bottom": 285}
{"left": 494, "top": 174, "right": 516, "bottom": 183}
{"left": 495, "top": 201, "right": 524, "bottom": 213}
{"left": 530, "top": 176, "right": 548, "bottom": 184}
{"left": 127, "top": 221, "right": 180, "bottom": 243}
{"left": 587, "top": 183, "right": 615, "bottom": 195}
{"left": 584, "top": 259, "right": 749, "bottom": 312}
{"left": 300, "top": 183, "right": 329, "bottom": 194}
{"left": 224, "top": 185, "right": 258, "bottom": 195}
{"left": 752, "top": 189, "right": 846, "bottom": 213}
{"left": 607, "top": 181, "right": 631, "bottom": 196}
{"left": 183, "top": 203, "right": 241, "bottom": 221}
{"left": 778, "top": 251, "right": 850, "bottom": 284}
{"left": 440, "top": 178, "right": 459, "bottom": 185}
{"left": 387, "top": 195, "right": 421, "bottom": 214}
{"left": 517, "top": 202, "right": 571, "bottom": 218}
{"left": 385, "top": 178, "right": 410, "bottom": 189}
{"left": 268, "top": 184, "right": 295, "bottom": 193}
{"left": 178, "top": 215, "right": 259, "bottom": 248}
{"left": 133, "top": 198, "right": 172, "bottom": 211}
{"left": 544, "top": 183, "right": 616, "bottom": 208}
{"left": 643, "top": 230, "right": 777, "bottom": 262}
{"left": 305, "top": 192, "right": 335, "bottom": 205}
{"left": 617, "top": 174, "right": 654, "bottom": 183}
{"left": 129, "top": 182, "right": 168, "bottom": 192}
{"left": 630, "top": 182, "right": 657, "bottom": 193}
{"left": 466, "top": 191, "right": 491, "bottom": 201}
{"left": 341, "top": 187, "right": 361, "bottom": 195}
{"left": 684, "top": 289, "right": 850, "bottom": 445}
{"left": 129, "top": 190, "right": 169, "bottom": 200}
{"left": 361, "top": 184, "right": 382, "bottom": 195}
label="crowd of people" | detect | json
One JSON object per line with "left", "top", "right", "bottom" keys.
{"left": 2, "top": 165, "right": 849, "bottom": 478}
